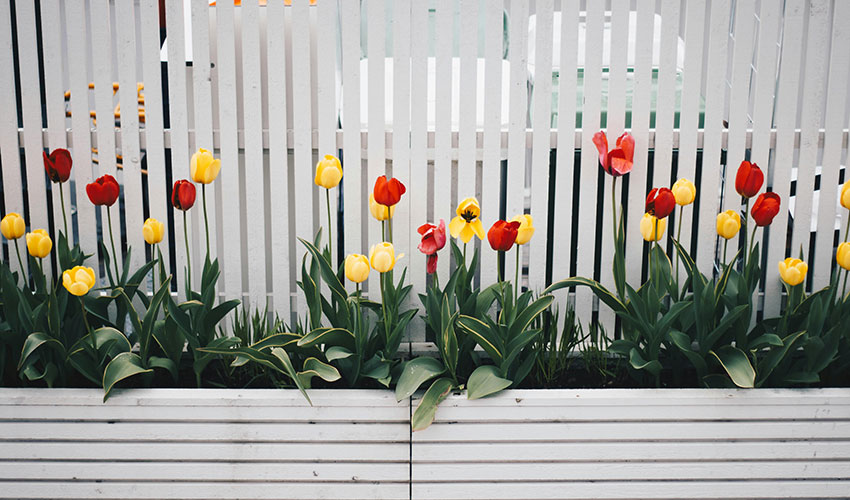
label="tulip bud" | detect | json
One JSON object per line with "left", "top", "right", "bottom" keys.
{"left": 171, "top": 180, "right": 197, "bottom": 211}
{"left": 751, "top": 192, "right": 781, "bottom": 226}
{"left": 344, "top": 254, "right": 370, "bottom": 283}
{"left": 837, "top": 242, "right": 850, "bottom": 271}
{"left": 43, "top": 148, "right": 73, "bottom": 183}
{"left": 369, "top": 194, "right": 395, "bottom": 221}
{"left": 143, "top": 218, "right": 165, "bottom": 245}
{"left": 778, "top": 258, "right": 807, "bottom": 287}
{"left": 735, "top": 161, "right": 764, "bottom": 198}
{"left": 487, "top": 220, "right": 521, "bottom": 252}
{"left": 190, "top": 148, "right": 222, "bottom": 184}
{"left": 369, "top": 242, "right": 403, "bottom": 273}
{"left": 841, "top": 181, "right": 850, "bottom": 210}
{"left": 26, "top": 229, "right": 52, "bottom": 258}
{"left": 716, "top": 210, "right": 741, "bottom": 240}
{"left": 62, "top": 266, "right": 96, "bottom": 296}
{"left": 672, "top": 178, "right": 696, "bottom": 206}
{"left": 639, "top": 213, "right": 666, "bottom": 242}
{"left": 86, "top": 174, "right": 120, "bottom": 207}
{"left": 373, "top": 175, "right": 406, "bottom": 207}
{"left": 511, "top": 214, "right": 535, "bottom": 245}
{"left": 0, "top": 213, "right": 26, "bottom": 240}
{"left": 645, "top": 187, "right": 676, "bottom": 219}
{"left": 314, "top": 155, "right": 343, "bottom": 189}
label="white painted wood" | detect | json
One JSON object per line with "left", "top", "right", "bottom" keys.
{"left": 434, "top": 0, "right": 453, "bottom": 282}
{"left": 317, "top": 0, "right": 339, "bottom": 276}
{"left": 652, "top": 0, "right": 680, "bottom": 190}
{"left": 528, "top": 0, "right": 553, "bottom": 292}
{"left": 505, "top": 0, "right": 528, "bottom": 286}
{"left": 341, "top": 0, "right": 363, "bottom": 272}
{"left": 457, "top": 0, "right": 478, "bottom": 221}
{"left": 0, "top": 0, "right": 24, "bottom": 275}
{"left": 366, "top": 0, "right": 386, "bottom": 297}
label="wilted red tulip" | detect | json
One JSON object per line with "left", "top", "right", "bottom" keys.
{"left": 487, "top": 220, "right": 521, "bottom": 252}
{"left": 418, "top": 219, "right": 446, "bottom": 274}
{"left": 645, "top": 187, "right": 676, "bottom": 219}
{"left": 751, "top": 192, "right": 780, "bottom": 226}
{"left": 86, "top": 174, "right": 120, "bottom": 207}
{"left": 735, "top": 161, "right": 764, "bottom": 198}
{"left": 373, "top": 175, "right": 406, "bottom": 207}
{"left": 171, "top": 179, "right": 196, "bottom": 211}
{"left": 43, "top": 148, "right": 73, "bottom": 183}
{"left": 593, "top": 131, "right": 635, "bottom": 177}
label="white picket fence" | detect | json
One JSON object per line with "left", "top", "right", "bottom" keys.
{"left": 2, "top": 0, "right": 850, "bottom": 341}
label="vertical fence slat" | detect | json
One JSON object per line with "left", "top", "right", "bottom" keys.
{"left": 115, "top": 0, "right": 146, "bottom": 279}
{"left": 575, "top": 0, "right": 603, "bottom": 323}
{"left": 652, "top": 0, "right": 680, "bottom": 190}
{"left": 528, "top": 0, "right": 553, "bottom": 292}
{"left": 505, "top": 0, "right": 528, "bottom": 287}
{"left": 66, "top": 0, "right": 98, "bottom": 265}
{"left": 165, "top": 0, "right": 193, "bottom": 296}
{"left": 0, "top": 0, "right": 23, "bottom": 274}
{"left": 813, "top": 0, "right": 850, "bottom": 290}
{"left": 139, "top": 0, "right": 171, "bottom": 281}
{"left": 552, "top": 0, "right": 578, "bottom": 291}
{"left": 317, "top": 0, "right": 338, "bottom": 270}
{"left": 480, "top": 0, "right": 504, "bottom": 288}
{"left": 457, "top": 0, "right": 478, "bottom": 211}
{"left": 366, "top": 0, "right": 386, "bottom": 297}
{"left": 723, "top": 0, "right": 756, "bottom": 214}
{"left": 15, "top": 0, "right": 49, "bottom": 278}
{"left": 625, "top": 0, "right": 655, "bottom": 285}
{"left": 695, "top": 0, "right": 731, "bottom": 273}
{"left": 434, "top": 0, "right": 453, "bottom": 281}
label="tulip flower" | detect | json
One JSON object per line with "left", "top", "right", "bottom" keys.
{"left": 369, "top": 194, "right": 395, "bottom": 221}
{"left": 836, "top": 242, "right": 850, "bottom": 271}
{"left": 778, "top": 258, "right": 807, "bottom": 287}
{"left": 672, "top": 178, "right": 696, "bottom": 206}
{"left": 449, "top": 197, "right": 486, "bottom": 245}
{"left": 418, "top": 219, "right": 447, "bottom": 275}
{"left": 842, "top": 181, "right": 850, "bottom": 211}
{"left": 716, "top": 210, "right": 741, "bottom": 240}
{"left": 190, "top": 148, "right": 221, "bottom": 185}
{"left": 345, "top": 254, "right": 370, "bottom": 284}
{"left": 751, "top": 192, "right": 781, "bottom": 226}
{"left": 511, "top": 214, "right": 535, "bottom": 245}
{"left": 63, "top": 265, "right": 96, "bottom": 296}
{"left": 43, "top": 148, "right": 72, "bottom": 236}
{"left": 314, "top": 154, "right": 343, "bottom": 189}
{"left": 172, "top": 179, "right": 197, "bottom": 290}
{"left": 1, "top": 213, "right": 27, "bottom": 280}
{"left": 593, "top": 131, "right": 634, "bottom": 177}
{"left": 735, "top": 160, "right": 764, "bottom": 199}
{"left": 645, "top": 187, "right": 676, "bottom": 219}
{"left": 373, "top": 175, "right": 406, "bottom": 207}
{"left": 86, "top": 174, "right": 120, "bottom": 207}
{"left": 143, "top": 218, "right": 164, "bottom": 245}
{"left": 26, "top": 229, "right": 52, "bottom": 259}
{"left": 488, "top": 220, "right": 520, "bottom": 252}
{"left": 640, "top": 213, "right": 666, "bottom": 242}
{"left": 369, "top": 242, "right": 403, "bottom": 273}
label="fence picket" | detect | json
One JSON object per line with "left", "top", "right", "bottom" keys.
{"left": 366, "top": 0, "right": 386, "bottom": 298}
{"left": 340, "top": 0, "right": 363, "bottom": 282}
{"left": 0, "top": 0, "right": 23, "bottom": 276}
{"left": 653, "top": 0, "right": 680, "bottom": 191}
{"left": 316, "top": 0, "right": 339, "bottom": 277}
{"left": 505, "top": 0, "right": 528, "bottom": 288}
{"left": 434, "top": 0, "right": 453, "bottom": 282}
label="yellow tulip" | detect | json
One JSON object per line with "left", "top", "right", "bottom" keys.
{"left": 511, "top": 214, "right": 535, "bottom": 245}
{"left": 143, "top": 218, "right": 165, "bottom": 245}
{"left": 716, "top": 210, "right": 741, "bottom": 240}
{"left": 190, "top": 148, "right": 221, "bottom": 184}
{"left": 314, "top": 154, "right": 343, "bottom": 189}
{"left": 842, "top": 181, "right": 850, "bottom": 210}
{"left": 672, "top": 178, "right": 696, "bottom": 206}
{"left": 369, "top": 242, "right": 404, "bottom": 273}
{"left": 837, "top": 242, "right": 850, "bottom": 271}
{"left": 369, "top": 194, "right": 395, "bottom": 221}
{"left": 344, "top": 254, "right": 370, "bottom": 283}
{"left": 449, "top": 197, "right": 486, "bottom": 244}
{"left": 1, "top": 213, "right": 26, "bottom": 240}
{"left": 26, "top": 229, "right": 52, "bottom": 258}
{"left": 639, "top": 213, "right": 666, "bottom": 242}
{"left": 778, "top": 258, "right": 807, "bottom": 286}
{"left": 62, "top": 266, "right": 96, "bottom": 296}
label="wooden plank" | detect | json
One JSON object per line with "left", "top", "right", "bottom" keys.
{"left": 366, "top": 0, "right": 386, "bottom": 297}
{"left": 139, "top": 0, "right": 171, "bottom": 279}
{"left": 528, "top": 0, "right": 553, "bottom": 291}
{"left": 0, "top": 0, "right": 24, "bottom": 274}
{"left": 340, "top": 0, "right": 363, "bottom": 271}
{"left": 457, "top": 0, "right": 478, "bottom": 218}
{"left": 812, "top": 0, "right": 850, "bottom": 289}
{"left": 652, "top": 0, "right": 680, "bottom": 190}
{"left": 317, "top": 0, "right": 339, "bottom": 274}
{"left": 505, "top": 0, "right": 529, "bottom": 286}
{"left": 434, "top": 0, "right": 453, "bottom": 282}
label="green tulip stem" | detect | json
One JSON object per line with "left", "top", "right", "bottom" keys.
{"left": 844, "top": 215, "right": 850, "bottom": 243}
{"left": 723, "top": 239, "right": 729, "bottom": 269}
{"left": 59, "top": 183, "right": 68, "bottom": 238}
{"left": 380, "top": 272, "right": 391, "bottom": 348}
{"left": 515, "top": 245, "right": 520, "bottom": 301}
{"left": 498, "top": 251, "right": 504, "bottom": 283}
{"left": 675, "top": 205, "right": 684, "bottom": 288}
{"left": 13, "top": 239, "right": 25, "bottom": 284}
{"left": 741, "top": 197, "right": 749, "bottom": 269}
{"left": 611, "top": 177, "right": 618, "bottom": 250}
{"left": 202, "top": 184, "right": 210, "bottom": 260}
{"left": 382, "top": 221, "right": 386, "bottom": 242}
{"left": 841, "top": 270, "right": 847, "bottom": 301}
{"left": 81, "top": 297, "right": 94, "bottom": 350}
{"left": 463, "top": 242, "right": 467, "bottom": 268}
{"left": 325, "top": 189, "right": 333, "bottom": 264}
{"left": 747, "top": 224, "right": 758, "bottom": 265}
{"left": 107, "top": 206, "right": 121, "bottom": 283}
{"left": 355, "top": 282, "right": 360, "bottom": 297}
{"left": 433, "top": 270, "right": 440, "bottom": 292}
{"left": 183, "top": 210, "right": 191, "bottom": 293}
{"left": 151, "top": 243, "right": 157, "bottom": 292}
{"left": 388, "top": 215, "right": 393, "bottom": 243}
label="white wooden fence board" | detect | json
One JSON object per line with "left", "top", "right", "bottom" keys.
{"left": 341, "top": 0, "right": 362, "bottom": 271}
{"left": 457, "top": 0, "right": 478, "bottom": 200}
{"left": 366, "top": 0, "right": 386, "bottom": 297}
{"left": 652, "top": 0, "right": 680, "bottom": 196}
{"left": 0, "top": 0, "right": 24, "bottom": 274}
{"left": 505, "top": 0, "right": 528, "bottom": 286}
{"left": 528, "top": 0, "right": 553, "bottom": 292}
{"left": 317, "top": 0, "right": 339, "bottom": 273}
{"left": 434, "top": 0, "right": 454, "bottom": 282}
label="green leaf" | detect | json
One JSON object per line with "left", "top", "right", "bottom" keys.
{"left": 297, "top": 327, "right": 355, "bottom": 350}
{"left": 148, "top": 356, "right": 178, "bottom": 381}
{"left": 666, "top": 330, "right": 707, "bottom": 378}
{"left": 271, "top": 347, "right": 311, "bottom": 404}
{"left": 710, "top": 346, "right": 755, "bottom": 388}
{"left": 18, "top": 332, "right": 65, "bottom": 370}
{"left": 628, "top": 348, "right": 662, "bottom": 376}
{"left": 298, "top": 357, "right": 342, "bottom": 385}
{"left": 395, "top": 357, "right": 445, "bottom": 402}
{"left": 411, "top": 377, "right": 454, "bottom": 432}
{"left": 457, "top": 315, "right": 503, "bottom": 363}
{"left": 748, "top": 333, "right": 784, "bottom": 350}
{"left": 326, "top": 346, "right": 354, "bottom": 361}
{"left": 102, "top": 352, "right": 153, "bottom": 401}
{"left": 466, "top": 365, "right": 512, "bottom": 400}
{"left": 509, "top": 294, "right": 554, "bottom": 339}
{"left": 543, "top": 277, "right": 627, "bottom": 315}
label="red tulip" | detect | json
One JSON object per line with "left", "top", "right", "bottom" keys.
{"left": 751, "top": 192, "right": 780, "bottom": 226}
{"left": 487, "top": 220, "right": 521, "bottom": 252}
{"left": 418, "top": 219, "right": 446, "bottom": 255}
{"left": 645, "top": 187, "right": 676, "bottom": 219}
{"left": 735, "top": 160, "right": 764, "bottom": 198}
{"left": 43, "top": 148, "right": 73, "bottom": 183}
{"left": 171, "top": 179, "right": 196, "bottom": 211}
{"left": 86, "top": 174, "right": 120, "bottom": 207}
{"left": 373, "top": 175, "right": 406, "bottom": 207}
{"left": 593, "top": 131, "right": 634, "bottom": 177}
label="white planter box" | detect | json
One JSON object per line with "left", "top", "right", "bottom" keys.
{"left": 1, "top": 388, "right": 849, "bottom": 499}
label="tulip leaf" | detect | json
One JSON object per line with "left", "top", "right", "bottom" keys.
{"left": 326, "top": 346, "right": 354, "bottom": 361}
{"left": 755, "top": 330, "right": 808, "bottom": 386}
{"left": 250, "top": 332, "right": 302, "bottom": 351}
{"left": 297, "top": 327, "right": 355, "bottom": 351}
{"left": 509, "top": 294, "right": 553, "bottom": 339}
{"left": 710, "top": 345, "right": 755, "bottom": 388}
{"left": 102, "top": 352, "right": 153, "bottom": 402}
{"left": 18, "top": 332, "right": 65, "bottom": 371}
{"left": 467, "top": 365, "right": 512, "bottom": 400}
{"left": 297, "top": 357, "right": 342, "bottom": 387}
{"left": 544, "top": 277, "right": 627, "bottom": 315}
{"left": 457, "top": 315, "right": 503, "bottom": 364}
{"left": 395, "top": 357, "right": 445, "bottom": 402}
{"left": 628, "top": 348, "right": 662, "bottom": 376}
{"left": 412, "top": 377, "right": 454, "bottom": 432}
